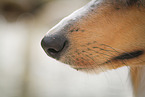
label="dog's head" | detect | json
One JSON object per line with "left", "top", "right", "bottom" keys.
{"left": 41, "top": 0, "right": 145, "bottom": 73}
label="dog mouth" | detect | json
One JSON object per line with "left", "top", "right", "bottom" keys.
{"left": 113, "top": 50, "right": 144, "bottom": 60}
{"left": 70, "top": 50, "right": 144, "bottom": 70}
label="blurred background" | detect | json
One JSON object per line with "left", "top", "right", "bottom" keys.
{"left": 0, "top": 0, "right": 133, "bottom": 97}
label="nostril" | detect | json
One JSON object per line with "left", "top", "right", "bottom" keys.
{"left": 47, "top": 48, "right": 59, "bottom": 54}
{"left": 41, "top": 34, "right": 68, "bottom": 59}
{"left": 47, "top": 40, "right": 68, "bottom": 54}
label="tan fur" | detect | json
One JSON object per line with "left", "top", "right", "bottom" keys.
{"left": 61, "top": 4, "right": 145, "bottom": 71}
{"left": 131, "top": 66, "right": 145, "bottom": 97}
{"left": 43, "top": 0, "right": 145, "bottom": 96}
{"left": 131, "top": 66, "right": 140, "bottom": 96}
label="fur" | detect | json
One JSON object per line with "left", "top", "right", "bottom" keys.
{"left": 42, "top": 0, "right": 145, "bottom": 96}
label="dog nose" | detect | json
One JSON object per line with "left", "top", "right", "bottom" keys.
{"left": 41, "top": 34, "right": 68, "bottom": 59}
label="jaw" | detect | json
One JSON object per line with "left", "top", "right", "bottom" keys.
{"left": 60, "top": 47, "right": 145, "bottom": 73}
{"left": 45, "top": 0, "right": 145, "bottom": 73}
{"left": 58, "top": 3, "right": 145, "bottom": 73}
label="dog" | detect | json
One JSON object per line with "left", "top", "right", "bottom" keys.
{"left": 41, "top": 0, "right": 145, "bottom": 97}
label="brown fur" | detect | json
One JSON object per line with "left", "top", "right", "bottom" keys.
{"left": 60, "top": 1, "right": 145, "bottom": 72}
{"left": 42, "top": 0, "right": 145, "bottom": 96}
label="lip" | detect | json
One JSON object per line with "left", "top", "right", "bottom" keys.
{"left": 70, "top": 58, "right": 112, "bottom": 71}
{"left": 74, "top": 67, "right": 89, "bottom": 70}
{"left": 71, "top": 65, "right": 94, "bottom": 70}
{"left": 113, "top": 50, "right": 144, "bottom": 60}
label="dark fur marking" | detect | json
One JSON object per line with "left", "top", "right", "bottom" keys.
{"left": 72, "top": 55, "right": 75, "bottom": 57}
{"left": 87, "top": 48, "right": 91, "bottom": 50}
{"left": 115, "top": 7, "right": 120, "bottom": 10}
{"left": 93, "top": 41, "right": 97, "bottom": 43}
{"left": 87, "top": 43, "right": 91, "bottom": 45}
{"left": 70, "top": 28, "right": 85, "bottom": 33}
{"left": 76, "top": 50, "right": 81, "bottom": 55}
{"left": 70, "top": 29, "right": 74, "bottom": 32}
{"left": 76, "top": 58, "right": 79, "bottom": 61}
{"left": 126, "top": 0, "right": 138, "bottom": 5}
{"left": 75, "top": 29, "right": 79, "bottom": 31}
{"left": 81, "top": 57, "right": 84, "bottom": 60}
{"left": 81, "top": 61, "right": 84, "bottom": 63}
{"left": 86, "top": 48, "right": 111, "bottom": 57}
{"left": 81, "top": 30, "right": 85, "bottom": 32}
{"left": 92, "top": 46, "right": 116, "bottom": 52}
{"left": 114, "top": 50, "right": 144, "bottom": 60}
{"left": 93, "top": 47, "right": 99, "bottom": 48}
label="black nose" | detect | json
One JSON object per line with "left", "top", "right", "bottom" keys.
{"left": 41, "top": 34, "right": 68, "bottom": 59}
